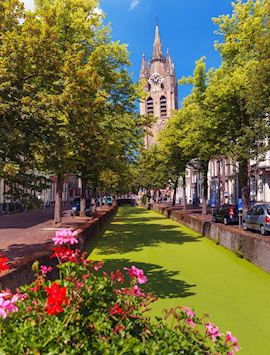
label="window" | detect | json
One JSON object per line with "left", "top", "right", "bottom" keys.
{"left": 160, "top": 96, "right": 167, "bottom": 116}
{"left": 255, "top": 207, "right": 264, "bottom": 215}
{"left": 147, "top": 97, "right": 154, "bottom": 115}
{"left": 248, "top": 207, "right": 256, "bottom": 216}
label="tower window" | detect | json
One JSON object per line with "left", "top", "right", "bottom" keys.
{"left": 160, "top": 95, "right": 167, "bottom": 116}
{"left": 147, "top": 97, "right": 154, "bottom": 115}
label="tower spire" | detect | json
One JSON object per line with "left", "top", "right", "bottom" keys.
{"left": 152, "top": 22, "right": 163, "bottom": 60}
{"left": 165, "top": 48, "right": 174, "bottom": 75}
{"left": 139, "top": 53, "right": 148, "bottom": 79}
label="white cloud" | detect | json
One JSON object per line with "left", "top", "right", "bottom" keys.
{"left": 129, "top": 0, "right": 140, "bottom": 11}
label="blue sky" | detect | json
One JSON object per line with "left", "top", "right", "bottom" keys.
{"left": 23, "top": 0, "right": 233, "bottom": 105}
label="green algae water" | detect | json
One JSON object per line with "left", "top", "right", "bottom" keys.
{"left": 90, "top": 206, "right": 270, "bottom": 354}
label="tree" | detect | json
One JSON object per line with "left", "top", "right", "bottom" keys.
{"left": 213, "top": 0, "right": 270, "bottom": 117}
{"left": 135, "top": 145, "right": 168, "bottom": 195}
{"left": 0, "top": 0, "right": 141, "bottom": 223}
{"left": 157, "top": 115, "right": 191, "bottom": 207}
{"left": 178, "top": 58, "right": 222, "bottom": 214}
{"left": 208, "top": 0, "right": 270, "bottom": 209}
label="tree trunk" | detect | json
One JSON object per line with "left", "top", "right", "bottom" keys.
{"left": 182, "top": 174, "right": 187, "bottom": 211}
{"left": 238, "top": 159, "right": 249, "bottom": 212}
{"left": 53, "top": 173, "right": 63, "bottom": 225}
{"left": 80, "top": 176, "right": 87, "bottom": 217}
{"left": 172, "top": 176, "right": 179, "bottom": 207}
{"left": 201, "top": 162, "right": 209, "bottom": 215}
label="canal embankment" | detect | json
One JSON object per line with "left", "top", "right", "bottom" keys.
{"left": 0, "top": 206, "right": 117, "bottom": 291}
{"left": 147, "top": 203, "right": 270, "bottom": 273}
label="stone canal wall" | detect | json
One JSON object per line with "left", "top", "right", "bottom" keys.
{"left": 148, "top": 203, "right": 270, "bottom": 274}
{"left": 0, "top": 206, "right": 117, "bottom": 291}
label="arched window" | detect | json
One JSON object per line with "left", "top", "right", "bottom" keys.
{"left": 160, "top": 96, "right": 167, "bottom": 116}
{"left": 147, "top": 97, "right": 154, "bottom": 115}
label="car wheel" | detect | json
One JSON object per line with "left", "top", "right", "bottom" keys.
{"left": 223, "top": 217, "right": 228, "bottom": 225}
{"left": 260, "top": 224, "right": 266, "bottom": 235}
{"left": 243, "top": 221, "right": 248, "bottom": 231}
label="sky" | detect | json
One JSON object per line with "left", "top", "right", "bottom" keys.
{"left": 23, "top": 0, "right": 233, "bottom": 106}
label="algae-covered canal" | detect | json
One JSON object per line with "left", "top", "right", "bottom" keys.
{"left": 90, "top": 206, "right": 270, "bottom": 354}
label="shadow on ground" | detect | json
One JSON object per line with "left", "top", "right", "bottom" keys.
{"left": 95, "top": 258, "right": 196, "bottom": 299}
{"left": 93, "top": 207, "right": 201, "bottom": 255}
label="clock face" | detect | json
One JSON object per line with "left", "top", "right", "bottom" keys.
{"left": 148, "top": 73, "right": 163, "bottom": 86}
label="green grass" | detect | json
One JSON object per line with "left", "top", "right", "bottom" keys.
{"left": 89, "top": 206, "right": 270, "bottom": 354}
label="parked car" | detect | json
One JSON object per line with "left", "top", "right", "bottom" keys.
{"left": 243, "top": 204, "right": 270, "bottom": 235}
{"left": 71, "top": 197, "right": 93, "bottom": 216}
{"left": 212, "top": 204, "right": 239, "bottom": 225}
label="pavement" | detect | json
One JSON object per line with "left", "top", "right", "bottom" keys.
{"left": 0, "top": 207, "right": 106, "bottom": 264}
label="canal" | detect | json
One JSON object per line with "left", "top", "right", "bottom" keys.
{"left": 90, "top": 206, "right": 270, "bottom": 354}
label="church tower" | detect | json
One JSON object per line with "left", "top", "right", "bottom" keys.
{"left": 139, "top": 24, "right": 178, "bottom": 148}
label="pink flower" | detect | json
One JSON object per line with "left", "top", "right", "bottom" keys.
{"left": 186, "top": 318, "right": 196, "bottom": 328}
{"left": 6, "top": 297, "right": 18, "bottom": 313}
{"left": 226, "top": 331, "right": 239, "bottom": 352}
{"left": 52, "top": 229, "right": 78, "bottom": 245}
{"left": 0, "top": 293, "right": 19, "bottom": 319}
{"left": 0, "top": 291, "right": 11, "bottom": 298}
{"left": 131, "top": 285, "right": 143, "bottom": 297}
{"left": 40, "top": 265, "right": 53, "bottom": 276}
{"left": 228, "top": 351, "right": 234, "bottom": 355}
{"left": 93, "top": 262, "right": 104, "bottom": 271}
{"left": 182, "top": 306, "right": 195, "bottom": 318}
{"left": 0, "top": 297, "right": 10, "bottom": 319}
{"left": 124, "top": 266, "right": 148, "bottom": 284}
{"left": 205, "top": 322, "right": 221, "bottom": 342}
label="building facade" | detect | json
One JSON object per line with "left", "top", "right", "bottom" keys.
{"left": 0, "top": 175, "right": 79, "bottom": 214}
{"left": 181, "top": 155, "right": 270, "bottom": 208}
{"left": 139, "top": 24, "right": 178, "bottom": 148}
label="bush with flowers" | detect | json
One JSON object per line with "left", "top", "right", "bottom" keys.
{"left": 0, "top": 229, "right": 239, "bottom": 354}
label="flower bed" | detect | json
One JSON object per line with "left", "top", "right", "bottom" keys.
{"left": 0, "top": 230, "right": 239, "bottom": 354}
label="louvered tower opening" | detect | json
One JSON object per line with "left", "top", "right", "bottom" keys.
{"left": 147, "top": 97, "right": 154, "bottom": 115}
{"left": 160, "top": 96, "right": 167, "bottom": 116}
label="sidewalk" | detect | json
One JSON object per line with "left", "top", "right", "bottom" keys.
{"left": 0, "top": 207, "right": 109, "bottom": 264}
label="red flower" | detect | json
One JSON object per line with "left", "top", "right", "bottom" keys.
{"left": 0, "top": 255, "right": 10, "bottom": 273}
{"left": 114, "top": 324, "right": 125, "bottom": 333}
{"left": 109, "top": 303, "right": 123, "bottom": 316}
{"left": 110, "top": 270, "right": 124, "bottom": 284}
{"left": 51, "top": 246, "right": 78, "bottom": 262}
{"left": 46, "top": 303, "right": 64, "bottom": 315}
{"left": 45, "top": 282, "right": 68, "bottom": 315}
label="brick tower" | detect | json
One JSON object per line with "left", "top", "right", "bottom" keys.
{"left": 139, "top": 24, "right": 178, "bottom": 148}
